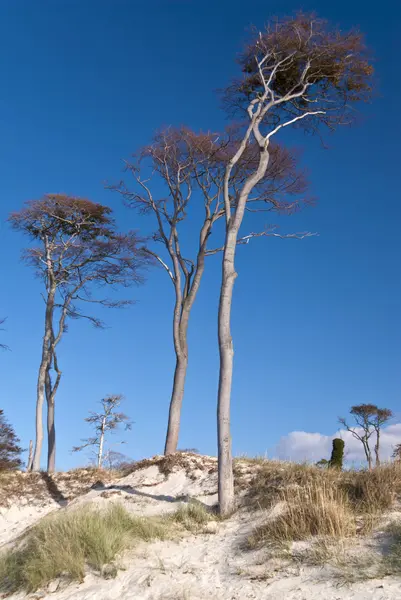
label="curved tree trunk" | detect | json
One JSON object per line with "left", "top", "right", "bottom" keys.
{"left": 217, "top": 145, "right": 271, "bottom": 515}
{"left": 164, "top": 354, "right": 188, "bottom": 454}
{"left": 164, "top": 310, "right": 190, "bottom": 455}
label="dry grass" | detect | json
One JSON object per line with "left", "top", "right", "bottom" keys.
{"left": 0, "top": 504, "right": 172, "bottom": 593}
{"left": 0, "top": 468, "right": 117, "bottom": 508}
{"left": 248, "top": 482, "right": 356, "bottom": 548}
{"left": 244, "top": 460, "right": 401, "bottom": 516}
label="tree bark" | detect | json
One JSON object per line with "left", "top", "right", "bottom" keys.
{"left": 98, "top": 417, "right": 106, "bottom": 469}
{"left": 164, "top": 310, "right": 190, "bottom": 455}
{"left": 217, "top": 232, "right": 237, "bottom": 515}
{"left": 46, "top": 368, "right": 56, "bottom": 473}
{"left": 32, "top": 289, "right": 55, "bottom": 471}
{"left": 27, "top": 440, "right": 33, "bottom": 471}
{"left": 217, "top": 146, "right": 271, "bottom": 515}
{"left": 374, "top": 429, "right": 380, "bottom": 467}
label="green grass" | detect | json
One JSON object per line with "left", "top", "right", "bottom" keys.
{"left": 0, "top": 503, "right": 171, "bottom": 594}
{"left": 171, "top": 501, "right": 214, "bottom": 532}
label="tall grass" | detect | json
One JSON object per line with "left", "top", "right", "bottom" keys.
{"left": 245, "top": 461, "right": 401, "bottom": 514}
{"left": 248, "top": 482, "right": 356, "bottom": 548}
{"left": 0, "top": 504, "right": 170, "bottom": 593}
{"left": 171, "top": 501, "right": 214, "bottom": 532}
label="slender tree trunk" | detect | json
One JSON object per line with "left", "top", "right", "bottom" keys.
{"left": 98, "top": 418, "right": 106, "bottom": 469}
{"left": 164, "top": 311, "right": 190, "bottom": 455}
{"left": 46, "top": 368, "right": 56, "bottom": 473}
{"left": 362, "top": 438, "right": 372, "bottom": 470}
{"left": 32, "top": 287, "right": 56, "bottom": 471}
{"left": 374, "top": 429, "right": 380, "bottom": 467}
{"left": 27, "top": 440, "right": 33, "bottom": 471}
{"left": 217, "top": 232, "right": 237, "bottom": 515}
{"left": 32, "top": 288, "right": 55, "bottom": 471}
{"left": 217, "top": 146, "right": 271, "bottom": 515}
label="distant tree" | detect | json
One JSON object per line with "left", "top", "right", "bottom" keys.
{"left": 0, "top": 410, "right": 23, "bottom": 471}
{"left": 371, "top": 408, "right": 393, "bottom": 467}
{"left": 111, "top": 128, "right": 308, "bottom": 456}
{"left": 103, "top": 449, "right": 132, "bottom": 470}
{"left": 392, "top": 444, "right": 401, "bottom": 461}
{"left": 9, "top": 195, "right": 151, "bottom": 472}
{"left": 316, "top": 458, "right": 329, "bottom": 468}
{"left": 72, "top": 394, "right": 132, "bottom": 469}
{"left": 216, "top": 12, "right": 373, "bottom": 513}
{"left": 339, "top": 404, "right": 391, "bottom": 469}
{"left": 329, "top": 438, "right": 345, "bottom": 470}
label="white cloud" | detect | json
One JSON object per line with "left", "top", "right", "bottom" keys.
{"left": 276, "top": 423, "right": 401, "bottom": 466}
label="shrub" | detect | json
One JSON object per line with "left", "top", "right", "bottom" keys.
{"left": 0, "top": 410, "right": 23, "bottom": 471}
{"left": 329, "top": 439, "right": 345, "bottom": 470}
{"left": 172, "top": 501, "right": 213, "bottom": 532}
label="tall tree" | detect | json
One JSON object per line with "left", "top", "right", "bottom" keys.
{"left": 217, "top": 13, "right": 373, "bottom": 513}
{"left": 112, "top": 128, "right": 309, "bottom": 454}
{"left": 72, "top": 394, "right": 132, "bottom": 469}
{"left": 0, "top": 410, "right": 23, "bottom": 471}
{"left": 9, "top": 195, "right": 150, "bottom": 472}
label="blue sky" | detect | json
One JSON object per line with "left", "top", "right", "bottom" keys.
{"left": 1, "top": 0, "right": 400, "bottom": 470}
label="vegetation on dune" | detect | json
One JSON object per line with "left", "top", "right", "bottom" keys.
{"left": 0, "top": 504, "right": 172, "bottom": 593}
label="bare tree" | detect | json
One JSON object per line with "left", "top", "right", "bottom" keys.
{"left": 216, "top": 14, "right": 373, "bottom": 513}
{"left": 103, "top": 449, "right": 131, "bottom": 470}
{"left": 339, "top": 404, "right": 378, "bottom": 469}
{"left": 111, "top": 128, "right": 309, "bottom": 454}
{"left": 392, "top": 444, "right": 401, "bottom": 461}
{"left": 72, "top": 394, "right": 132, "bottom": 469}
{"left": 9, "top": 195, "right": 151, "bottom": 472}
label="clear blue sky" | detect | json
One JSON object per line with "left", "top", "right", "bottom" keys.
{"left": 1, "top": 0, "right": 400, "bottom": 469}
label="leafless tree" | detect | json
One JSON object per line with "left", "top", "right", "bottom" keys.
{"left": 103, "top": 449, "right": 131, "bottom": 470}
{"left": 111, "top": 127, "right": 309, "bottom": 454}
{"left": 339, "top": 404, "right": 385, "bottom": 469}
{"left": 392, "top": 444, "right": 401, "bottom": 461}
{"left": 72, "top": 394, "right": 132, "bottom": 469}
{"left": 9, "top": 195, "right": 151, "bottom": 472}
{"left": 217, "top": 13, "right": 373, "bottom": 513}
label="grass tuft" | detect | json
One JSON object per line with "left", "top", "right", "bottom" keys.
{"left": 248, "top": 482, "right": 356, "bottom": 548}
{"left": 0, "top": 503, "right": 171, "bottom": 593}
{"left": 171, "top": 501, "right": 214, "bottom": 532}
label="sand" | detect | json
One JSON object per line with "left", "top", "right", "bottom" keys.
{"left": 1, "top": 456, "right": 401, "bottom": 599}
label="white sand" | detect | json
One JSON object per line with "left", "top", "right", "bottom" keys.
{"left": 2, "top": 457, "right": 401, "bottom": 599}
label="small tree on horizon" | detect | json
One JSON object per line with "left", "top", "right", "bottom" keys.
{"left": 339, "top": 404, "right": 392, "bottom": 469}
{"left": 72, "top": 395, "right": 132, "bottom": 469}
{"left": 0, "top": 410, "right": 23, "bottom": 471}
{"left": 329, "top": 438, "right": 345, "bottom": 470}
